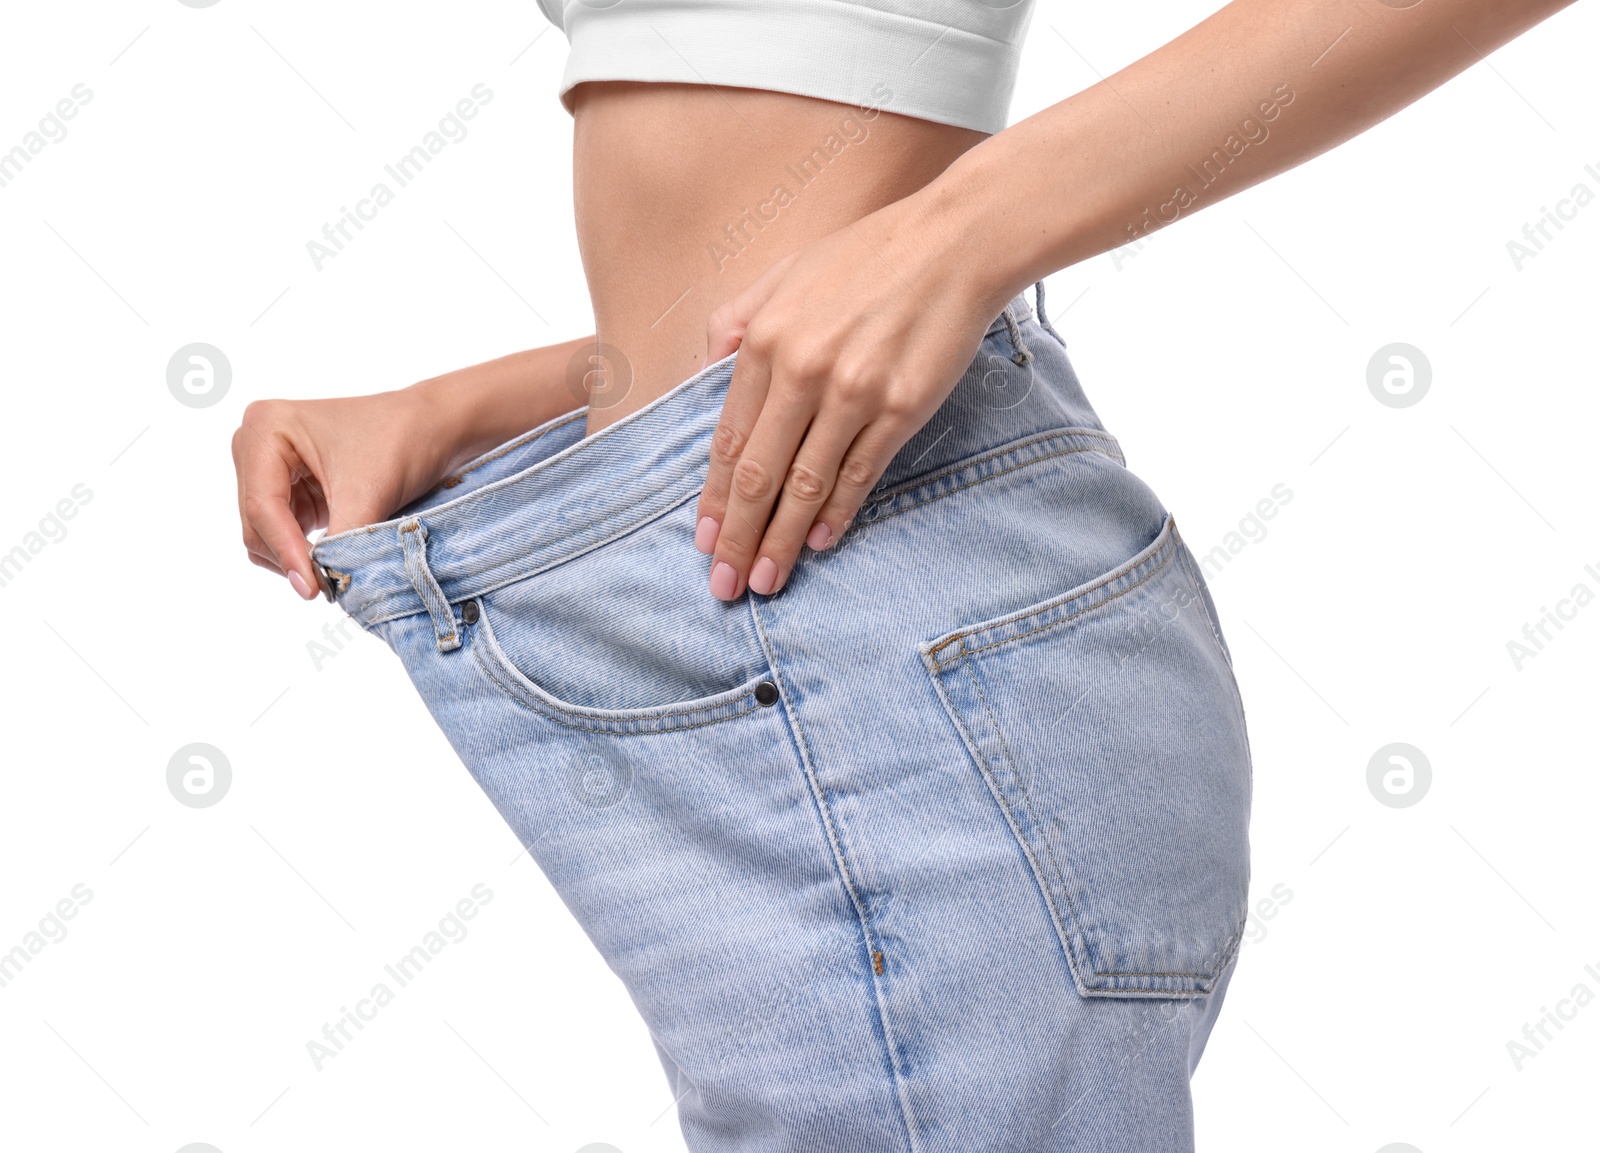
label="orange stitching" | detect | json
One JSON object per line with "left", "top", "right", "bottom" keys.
{"left": 928, "top": 537, "right": 1176, "bottom": 668}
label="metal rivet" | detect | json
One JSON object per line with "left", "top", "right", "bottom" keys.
{"left": 754, "top": 680, "right": 779, "bottom": 706}
{"left": 461, "top": 600, "right": 480, "bottom": 625}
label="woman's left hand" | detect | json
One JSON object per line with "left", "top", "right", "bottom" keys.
{"left": 694, "top": 191, "right": 1005, "bottom": 600}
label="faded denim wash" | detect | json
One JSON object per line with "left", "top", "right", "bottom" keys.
{"left": 310, "top": 287, "right": 1253, "bottom": 1152}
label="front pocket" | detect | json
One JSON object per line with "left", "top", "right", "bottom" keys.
{"left": 919, "top": 514, "right": 1250, "bottom": 998}
{"left": 468, "top": 602, "right": 776, "bottom": 734}
{"left": 461, "top": 502, "right": 774, "bottom": 730}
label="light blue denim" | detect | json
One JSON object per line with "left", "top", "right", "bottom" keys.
{"left": 310, "top": 286, "right": 1253, "bottom": 1152}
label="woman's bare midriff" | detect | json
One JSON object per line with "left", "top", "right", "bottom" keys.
{"left": 570, "top": 82, "right": 987, "bottom": 434}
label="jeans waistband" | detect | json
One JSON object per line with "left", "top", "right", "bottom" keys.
{"left": 310, "top": 285, "right": 1106, "bottom": 628}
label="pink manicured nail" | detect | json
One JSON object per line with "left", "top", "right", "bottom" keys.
{"left": 289, "top": 569, "right": 315, "bottom": 600}
{"left": 805, "top": 522, "right": 832, "bottom": 550}
{"left": 694, "top": 516, "right": 719, "bottom": 553}
{"left": 710, "top": 561, "right": 738, "bottom": 600}
{"left": 748, "top": 556, "right": 778, "bottom": 595}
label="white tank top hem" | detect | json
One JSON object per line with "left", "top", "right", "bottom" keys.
{"left": 537, "top": 0, "right": 1036, "bottom": 134}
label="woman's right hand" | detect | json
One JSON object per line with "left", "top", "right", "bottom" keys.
{"left": 232, "top": 336, "right": 601, "bottom": 601}
{"left": 232, "top": 388, "right": 452, "bottom": 601}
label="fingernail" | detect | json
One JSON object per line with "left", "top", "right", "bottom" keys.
{"left": 288, "top": 569, "right": 315, "bottom": 600}
{"left": 700, "top": 355, "right": 710, "bottom": 371}
{"left": 805, "top": 522, "right": 832, "bottom": 550}
{"left": 710, "top": 561, "right": 738, "bottom": 600}
{"left": 694, "top": 516, "right": 720, "bottom": 553}
{"left": 748, "top": 556, "right": 778, "bottom": 596}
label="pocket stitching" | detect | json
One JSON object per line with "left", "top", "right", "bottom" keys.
{"left": 935, "top": 649, "right": 1228, "bottom": 986}
{"left": 1171, "top": 529, "right": 1236, "bottom": 673}
{"left": 1171, "top": 530, "right": 1257, "bottom": 811}
{"left": 928, "top": 524, "right": 1177, "bottom": 669}
{"left": 432, "top": 410, "right": 588, "bottom": 492}
{"left": 957, "top": 658, "right": 1094, "bottom": 974}
{"left": 857, "top": 431, "right": 1123, "bottom": 532}
{"left": 321, "top": 469, "right": 702, "bottom": 625}
{"left": 920, "top": 518, "right": 1244, "bottom": 990}
{"left": 468, "top": 607, "right": 764, "bottom": 734}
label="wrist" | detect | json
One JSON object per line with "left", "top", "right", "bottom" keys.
{"left": 403, "top": 339, "right": 591, "bottom": 475}
{"left": 914, "top": 127, "right": 1083, "bottom": 317}
{"left": 912, "top": 140, "right": 1040, "bottom": 320}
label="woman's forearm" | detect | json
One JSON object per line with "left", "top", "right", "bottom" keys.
{"left": 409, "top": 336, "right": 595, "bottom": 474}
{"left": 928, "top": 0, "right": 1576, "bottom": 313}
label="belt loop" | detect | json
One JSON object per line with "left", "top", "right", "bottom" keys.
{"left": 399, "top": 517, "right": 461, "bottom": 652}
{"left": 1000, "top": 302, "right": 1033, "bottom": 367}
{"left": 1034, "top": 280, "right": 1067, "bottom": 348}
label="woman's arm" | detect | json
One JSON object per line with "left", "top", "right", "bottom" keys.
{"left": 412, "top": 338, "right": 597, "bottom": 474}
{"left": 943, "top": 0, "right": 1574, "bottom": 308}
{"left": 693, "top": 0, "right": 1577, "bottom": 600}
{"left": 235, "top": 336, "right": 593, "bottom": 598}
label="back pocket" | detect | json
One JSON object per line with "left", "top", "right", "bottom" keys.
{"left": 919, "top": 514, "right": 1250, "bottom": 998}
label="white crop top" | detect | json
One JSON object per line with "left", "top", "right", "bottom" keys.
{"left": 534, "top": 0, "right": 1038, "bottom": 135}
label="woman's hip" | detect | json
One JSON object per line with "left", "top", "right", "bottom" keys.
{"left": 306, "top": 290, "right": 1251, "bottom": 1149}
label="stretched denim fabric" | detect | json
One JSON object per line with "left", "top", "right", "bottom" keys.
{"left": 311, "top": 288, "right": 1252, "bottom": 1153}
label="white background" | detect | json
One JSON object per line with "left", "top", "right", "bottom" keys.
{"left": 1, "top": 1, "right": 1595, "bottom": 1150}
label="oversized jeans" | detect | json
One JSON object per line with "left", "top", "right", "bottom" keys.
{"left": 311, "top": 287, "right": 1253, "bottom": 1152}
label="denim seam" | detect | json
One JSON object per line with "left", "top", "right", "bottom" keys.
{"left": 854, "top": 445, "right": 1123, "bottom": 549}
{"left": 1171, "top": 527, "right": 1236, "bottom": 673}
{"left": 926, "top": 529, "right": 1175, "bottom": 668}
{"left": 478, "top": 599, "right": 762, "bottom": 723}
{"left": 466, "top": 606, "right": 761, "bottom": 732}
{"left": 312, "top": 359, "right": 731, "bottom": 550}
{"left": 863, "top": 427, "right": 1124, "bottom": 513}
{"left": 748, "top": 602, "right": 922, "bottom": 1153}
{"left": 923, "top": 525, "right": 1229, "bottom": 986}
{"left": 469, "top": 638, "right": 761, "bottom": 735}
{"left": 937, "top": 662, "right": 1223, "bottom": 985}
{"left": 1171, "top": 528, "right": 1258, "bottom": 817}
{"left": 344, "top": 470, "right": 702, "bottom": 625}
{"left": 958, "top": 659, "right": 1093, "bottom": 979}
{"left": 934, "top": 542, "right": 1176, "bottom": 667}
{"left": 432, "top": 410, "right": 589, "bottom": 490}
{"left": 339, "top": 428, "right": 1114, "bottom": 626}
{"left": 399, "top": 519, "right": 461, "bottom": 652}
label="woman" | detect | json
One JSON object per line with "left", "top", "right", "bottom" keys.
{"left": 233, "top": 1, "right": 1572, "bottom": 1148}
